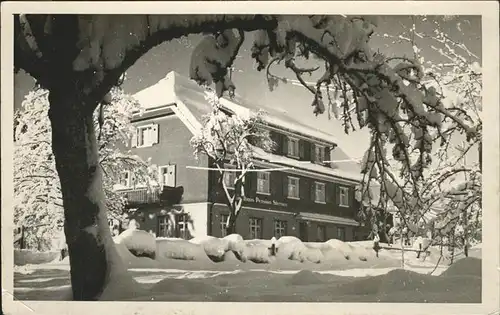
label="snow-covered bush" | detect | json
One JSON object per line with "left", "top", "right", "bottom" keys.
{"left": 156, "top": 238, "right": 210, "bottom": 261}
{"left": 321, "top": 247, "right": 349, "bottom": 262}
{"left": 223, "top": 233, "right": 244, "bottom": 247}
{"left": 114, "top": 242, "right": 159, "bottom": 269}
{"left": 276, "top": 241, "right": 307, "bottom": 262}
{"left": 326, "top": 239, "right": 353, "bottom": 260}
{"left": 232, "top": 241, "right": 272, "bottom": 263}
{"left": 276, "top": 239, "right": 323, "bottom": 263}
{"left": 14, "top": 249, "right": 60, "bottom": 266}
{"left": 189, "top": 236, "right": 229, "bottom": 261}
{"left": 114, "top": 229, "right": 156, "bottom": 259}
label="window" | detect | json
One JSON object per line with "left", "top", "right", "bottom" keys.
{"left": 158, "top": 215, "right": 169, "bottom": 237}
{"left": 120, "top": 171, "right": 132, "bottom": 187}
{"left": 257, "top": 171, "right": 270, "bottom": 194}
{"left": 249, "top": 217, "right": 263, "bottom": 239}
{"left": 287, "top": 177, "right": 300, "bottom": 199}
{"left": 177, "top": 214, "right": 190, "bottom": 240}
{"left": 314, "top": 182, "right": 326, "bottom": 203}
{"left": 314, "top": 145, "right": 325, "bottom": 163}
{"left": 223, "top": 171, "right": 237, "bottom": 188}
{"left": 317, "top": 225, "right": 327, "bottom": 242}
{"left": 274, "top": 220, "right": 287, "bottom": 238}
{"left": 337, "top": 227, "right": 346, "bottom": 241}
{"left": 287, "top": 137, "right": 300, "bottom": 157}
{"left": 134, "top": 124, "right": 158, "bottom": 147}
{"left": 339, "top": 187, "right": 350, "bottom": 207}
{"left": 220, "top": 214, "right": 229, "bottom": 237}
{"left": 159, "top": 165, "right": 177, "bottom": 187}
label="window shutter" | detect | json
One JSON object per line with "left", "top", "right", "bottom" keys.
{"left": 324, "top": 147, "right": 331, "bottom": 166}
{"left": 311, "top": 182, "right": 316, "bottom": 201}
{"left": 270, "top": 131, "right": 279, "bottom": 154}
{"left": 299, "top": 140, "right": 305, "bottom": 159}
{"left": 152, "top": 124, "right": 159, "bottom": 144}
{"left": 310, "top": 144, "right": 316, "bottom": 162}
{"left": 245, "top": 172, "right": 256, "bottom": 198}
{"left": 283, "top": 175, "right": 289, "bottom": 198}
{"left": 166, "top": 164, "right": 176, "bottom": 187}
{"left": 336, "top": 185, "right": 341, "bottom": 205}
{"left": 299, "top": 178, "right": 307, "bottom": 200}
{"left": 131, "top": 129, "right": 138, "bottom": 148}
{"left": 303, "top": 142, "right": 311, "bottom": 160}
{"left": 326, "top": 183, "right": 334, "bottom": 203}
{"left": 282, "top": 135, "right": 288, "bottom": 155}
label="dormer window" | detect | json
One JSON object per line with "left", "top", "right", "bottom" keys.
{"left": 287, "top": 137, "right": 299, "bottom": 158}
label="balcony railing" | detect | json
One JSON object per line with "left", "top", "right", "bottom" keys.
{"left": 119, "top": 187, "right": 160, "bottom": 206}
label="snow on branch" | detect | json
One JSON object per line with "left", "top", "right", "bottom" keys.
{"left": 13, "top": 86, "right": 156, "bottom": 248}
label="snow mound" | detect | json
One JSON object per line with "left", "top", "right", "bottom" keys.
{"left": 189, "top": 236, "right": 229, "bottom": 261}
{"left": 351, "top": 245, "right": 376, "bottom": 262}
{"left": 223, "top": 233, "right": 244, "bottom": 244}
{"left": 276, "top": 236, "right": 302, "bottom": 246}
{"left": 245, "top": 238, "right": 273, "bottom": 248}
{"left": 440, "top": 257, "right": 481, "bottom": 278}
{"left": 321, "top": 247, "right": 349, "bottom": 262}
{"left": 156, "top": 238, "right": 210, "bottom": 262}
{"left": 114, "top": 242, "right": 159, "bottom": 269}
{"left": 276, "top": 241, "right": 323, "bottom": 263}
{"left": 114, "top": 229, "right": 156, "bottom": 259}
{"left": 412, "top": 236, "right": 431, "bottom": 251}
{"left": 14, "top": 249, "right": 60, "bottom": 266}
{"left": 326, "top": 239, "right": 353, "bottom": 259}
{"left": 289, "top": 270, "right": 326, "bottom": 285}
{"left": 236, "top": 241, "right": 273, "bottom": 263}
{"left": 222, "top": 249, "right": 240, "bottom": 262}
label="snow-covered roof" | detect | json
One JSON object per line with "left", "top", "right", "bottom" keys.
{"left": 133, "top": 71, "right": 363, "bottom": 183}
{"left": 252, "top": 146, "right": 362, "bottom": 182}
{"left": 133, "top": 71, "right": 339, "bottom": 145}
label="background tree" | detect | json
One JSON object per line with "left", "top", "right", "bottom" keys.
{"left": 14, "top": 85, "right": 156, "bottom": 250}
{"left": 370, "top": 16, "right": 482, "bottom": 260}
{"left": 13, "top": 14, "right": 479, "bottom": 300}
{"left": 190, "top": 89, "right": 274, "bottom": 235}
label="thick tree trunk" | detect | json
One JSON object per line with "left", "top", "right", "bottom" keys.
{"left": 48, "top": 88, "right": 134, "bottom": 300}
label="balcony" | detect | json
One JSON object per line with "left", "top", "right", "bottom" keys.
{"left": 118, "top": 185, "right": 184, "bottom": 207}
{"left": 119, "top": 188, "right": 160, "bottom": 206}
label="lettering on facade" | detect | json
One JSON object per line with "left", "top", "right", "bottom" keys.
{"left": 243, "top": 196, "right": 287, "bottom": 207}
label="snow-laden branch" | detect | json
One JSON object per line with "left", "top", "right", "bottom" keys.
{"left": 13, "top": 86, "right": 156, "bottom": 248}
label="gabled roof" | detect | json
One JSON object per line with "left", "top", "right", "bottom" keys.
{"left": 133, "top": 71, "right": 339, "bottom": 146}
{"left": 133, "top": 71, "right": 363, "bottom": 183}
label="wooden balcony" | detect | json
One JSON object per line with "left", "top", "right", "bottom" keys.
{"left": 119, "top": 187, "right": 161, "bottom": 206}
{"left": 118, "top": 185, "right": 184, "bottom": 207}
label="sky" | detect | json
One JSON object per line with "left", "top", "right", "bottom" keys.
{"left": 14, "top": 15, "right": 481, "bottom": 160}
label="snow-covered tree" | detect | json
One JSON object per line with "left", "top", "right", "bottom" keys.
{"left": 13, "top": 14, "right": 480, "bottom": 300}
{"left": 190, "top": 89, "right": 274, "bottom": 235}
{"left": 14, "top": 85, "right": 156, "bottom": 250}
{"left": 368, "top": 16, "right": 482, "bottom": 258}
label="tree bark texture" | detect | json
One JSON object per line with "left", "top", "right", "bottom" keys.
{"left": 48, "top": 88, "right": 128, "bottom": 300}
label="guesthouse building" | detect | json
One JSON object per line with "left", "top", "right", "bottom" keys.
{"left": 117, "top": 71, "right": 372, "bottom": 242}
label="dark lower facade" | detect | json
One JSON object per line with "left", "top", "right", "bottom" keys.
{"left": 129, "top": 201, "right": 368, "bottom": 242}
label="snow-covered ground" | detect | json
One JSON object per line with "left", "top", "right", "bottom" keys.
{"left": 13, "top": 234, "right": 482, "bottom": 302}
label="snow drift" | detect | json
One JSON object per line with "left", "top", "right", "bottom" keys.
{"left": 114, "top": 229, "right": 156, "bottom": 259}
{"left": 14, "top": 249, "right": 60, "bottom": 266}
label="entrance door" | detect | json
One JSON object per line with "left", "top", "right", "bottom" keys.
{"left": 299, "top": 222, "right": 308, "bottom": 242}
